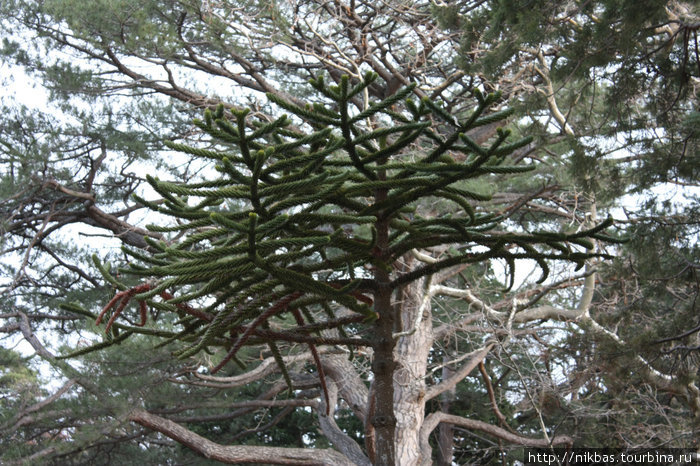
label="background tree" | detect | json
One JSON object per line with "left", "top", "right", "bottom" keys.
{"left": 437, "top": 0, "right": 700, "bottom": 450}
{"left": 1, "top": 0, "right": 698, "bottom": 464}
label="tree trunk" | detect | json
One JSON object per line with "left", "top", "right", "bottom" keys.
{"left": 371, "top": 209, "right": 397, "bottom": 465}
{"left": 437, "top": 358, "right": 457, "bottom": 466}
{"left": 370, "top": 285, "right": 397, "bottom": 466}
{"left": 394, "top": 266, "right": 433, "bottom": 465}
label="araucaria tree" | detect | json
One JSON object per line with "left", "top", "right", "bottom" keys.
{"left": 82, "top": 74, "right": 612, "bottom": 464}
{"left": 1, "top": 1, "right": 698, "bottom": 464}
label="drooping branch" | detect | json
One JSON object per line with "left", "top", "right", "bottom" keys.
{"left": 17, "top": 310, "right": 355, "bottom": 465}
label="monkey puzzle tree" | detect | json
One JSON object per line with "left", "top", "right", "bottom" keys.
{"left": 62, "top": 72, "right": 617, "bottom": 465}
{"left": 2, "top": 0, "right": 699, "bottom": 464}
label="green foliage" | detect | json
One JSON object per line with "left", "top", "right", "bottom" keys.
{"left": 445, "top": 0, "right": 699, "bottom": 199}
{"left": 3, "top": 0, "right": 695, "bottom": 461}
{"left": 0, "top": 348, "right": 45, "bottom": 462}
{"left": 595, "top": 204, "right": 700, "bottom": 378}
{"left": 0, "top": 347, "right": 39, "bottom": 404}
{"left": 0, "top": 342, "right": 161, "bottom": 464}
{"left": 89, "top": 74, "right": 617, "bottom": 386}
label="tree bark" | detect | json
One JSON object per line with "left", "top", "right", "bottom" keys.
{"left": 129, "top": 409, "right": 354, "bottom": 465}
{"left": 437, "top": 358, "right": 456, "bottom": 466}
{"left": 370, "top": 180, "right": 397, "bottom": 465}
{"left": 370, "top": 261, "right": 398, "bottom": 465}
{"left": 394, "top": 270, "right": 433, "bottom": 465}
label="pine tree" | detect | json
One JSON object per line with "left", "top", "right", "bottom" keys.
{"left": 434, "top": 1, "right": 700, "bottom": 449}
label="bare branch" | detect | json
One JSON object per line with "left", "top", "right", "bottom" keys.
{"left": 317, "top": 380, "right": 372, "bottom": 466}
{"left": 419, "top": 412, "right": 572, "bottom": 465}
{"left": 425, "top": 343, "right": 495, "bottom": 401}
{"left": 128, "top": 408, "right": 355, "bottom": 465}
{"left": 2, "top": 379, "right": 77, "bottom": 432}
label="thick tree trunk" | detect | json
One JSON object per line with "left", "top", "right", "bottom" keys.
{"left": 394, "top": 267, "right": 433, "bottom": 465}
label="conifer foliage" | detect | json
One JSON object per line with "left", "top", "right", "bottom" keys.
{"left": 84, "top": 73, "right": 615, "bottom": 462}
{"left": 2, "top": 1, "right": 697, "bottom": 463}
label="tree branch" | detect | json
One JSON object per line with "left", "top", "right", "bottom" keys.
{"left": 317, "top": 380, "right": 371, "bottom": 466}
{"left": 419, "top": 411, "right": 572, "bottom": 465}
{"left": 128, "top": 408, "right": 355, "bottom": 465}
{"left": 189, "top": 351, "right": 319, "bottom": 387}
{"left": 3, "top": 380, "right": 77, "bottom": 432}
{"left": 425, "top": 343, "right": 495, "bottom": 401}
